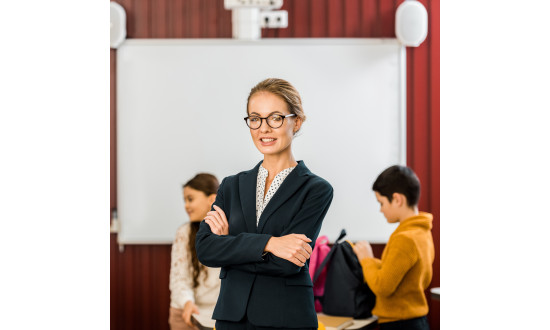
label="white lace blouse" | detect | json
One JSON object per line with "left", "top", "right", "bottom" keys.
{"left": 256, "top": 164, "right": 296, "bottom": 226}
{"left": 169, "top": 222, "right": 221, "bottom": 309}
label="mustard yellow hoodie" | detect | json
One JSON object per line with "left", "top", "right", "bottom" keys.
{"left": 359, "top": 212, "right": 434, "bottom": 323}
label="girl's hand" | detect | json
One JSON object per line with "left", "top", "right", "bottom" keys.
{"left": 204, "top": 205, "right": 229, "bottom": 235}
{"left": 353, "top": 241, "right": 374, "bottom": 261}
{"left": 264, "top": 234, "right": 313, "bottom": 267}
{"left": 181, "top": 301, "right": 200, "bottom": 329}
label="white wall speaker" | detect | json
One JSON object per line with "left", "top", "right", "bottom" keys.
{"left": 395, "top": 0, "right": 428, "bottom": 47}
{"left": 110, "top": 2, "right": 127, "bottom": 49}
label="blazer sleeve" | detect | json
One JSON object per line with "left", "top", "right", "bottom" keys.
{"left": 195, "top": 178, "right": 273, "bottom": 268}
{"left": 229, "top": 178, "right": 334, "bottom": 276}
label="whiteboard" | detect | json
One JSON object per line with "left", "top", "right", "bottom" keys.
{"left": 117, "top": 38, "right": 406, "bottom": 244}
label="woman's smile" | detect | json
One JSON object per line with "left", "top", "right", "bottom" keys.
{"left": 259, "top": 137, "right": 277, "bottom": 146}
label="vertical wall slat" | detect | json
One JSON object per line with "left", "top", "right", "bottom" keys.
{"left": 217, "top": 0, "right": 232, "bottom": 38}
{"left": 110, "top": 235, "right": 117, "bottom": 329}
{"left": 309, "top": 0, "right": 326, "bottom": 37}
{"left": 428, "top": 1, "right": 440, "bottom": 329}
{"left": 189, "top": 0, "right": 200, "bottom": 37}
{"left": 151, "top": 0, "right": 167, "bottom": 37}
{"left": 379, "top": 0, "right": 396, "bottom": 37}
{"left": 292, "top": 0, "right": 310, "bottom": 37}
{"left": 343, "top": 0, "right": 361, "bottom": 37}
{"left": 327, "top": 0, "right": 344, "bottom": 37}
{"left": 141, "top": 248, "right": 153, "bottom": 328}
{"left": 359, "top": 0, "right": 378, "bottom": 37}
{"left": 276, "top": 1, "right": 292, "bottom": 38}
{"left": 207, "top": 0, "right": 219, "bottom": 38}
{"left": 133, "top": 0, "right": 149, "bottom": 37}
{"left": 172, "top": 0, "right": 184, "bottom": 37}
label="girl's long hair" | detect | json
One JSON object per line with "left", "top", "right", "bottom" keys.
{"left": 183, "top": 173, "right": 219, "bottom": 288}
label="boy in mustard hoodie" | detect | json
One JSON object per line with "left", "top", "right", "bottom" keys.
{"left": 353, "top": 165, "right": 434, "bottom": 330}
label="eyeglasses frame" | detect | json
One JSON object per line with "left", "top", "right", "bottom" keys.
{"left": 243, "top": 114, "right": 296, "bottom": 130}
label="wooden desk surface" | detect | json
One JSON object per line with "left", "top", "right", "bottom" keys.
{"left": 192, "top": 310, "right": 378, "bottom": 330}
{"left": 318, "top": 313, "right": 378, "bottom": 330}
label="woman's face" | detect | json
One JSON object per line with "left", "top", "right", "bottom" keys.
{"left": 183, "top": 186, "right": 215, "bottom": 222}
{"left": 247, "top": 91, "right": 302, "bottom": 157}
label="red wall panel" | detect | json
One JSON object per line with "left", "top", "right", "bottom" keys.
{"left": 110, "top": 1, "right": 439, "bottom": 329}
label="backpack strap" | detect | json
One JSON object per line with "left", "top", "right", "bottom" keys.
{"left": 312, "top": 229, "right": 347, "bottom": 284}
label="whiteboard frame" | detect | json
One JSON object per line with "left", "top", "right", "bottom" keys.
{"left": 116, "top": 38, "right": 407, "bottom": 245}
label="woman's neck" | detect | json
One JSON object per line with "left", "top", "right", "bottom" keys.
{"left": 262, "top": 152, "right": 297, "bottom": 177}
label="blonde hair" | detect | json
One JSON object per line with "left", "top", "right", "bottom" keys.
{"left": 247, "top": 78, "right": 306, "bottom": 134}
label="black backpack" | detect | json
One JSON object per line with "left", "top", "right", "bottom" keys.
{"left": 312, "top": 229, "right": 376, "bottom": 319}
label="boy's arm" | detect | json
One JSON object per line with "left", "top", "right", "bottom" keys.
{"left": 359, "top": 235, "right": 418, "bottom": 297}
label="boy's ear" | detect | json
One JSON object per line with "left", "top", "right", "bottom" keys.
{"left": 392, "top": 192, "right": 405, "bottom": 207}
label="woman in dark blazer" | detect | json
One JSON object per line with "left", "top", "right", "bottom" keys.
{"left": 196, "top": 78, "right": 334, "bottom": 329}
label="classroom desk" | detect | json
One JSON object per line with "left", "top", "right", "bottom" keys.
{"left": 192, "top": 311, "right": 378, "bottom": 330}
{"left": 317, "top": 313, "right": 378, "bottom": 330}
{"left": 192, "top": 309, "right": 215, "bottom": 330}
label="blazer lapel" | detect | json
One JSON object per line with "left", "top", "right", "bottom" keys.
{"left": 239, "top": 160, "right": 263, "bottom": 233}
{"left": 257, "top": 161, "right": 311, "bottom": 233}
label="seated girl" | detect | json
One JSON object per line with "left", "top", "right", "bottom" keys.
{"left": 169, "top": 173, "right": 221, "bottom": 330}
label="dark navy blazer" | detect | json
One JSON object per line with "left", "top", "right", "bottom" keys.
{"left": 196, "top": 160, "right": 334, "bottom": 328}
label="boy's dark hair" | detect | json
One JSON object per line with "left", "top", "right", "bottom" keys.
{"left": 372, "top": 165, "right": 421, "bottom": 207}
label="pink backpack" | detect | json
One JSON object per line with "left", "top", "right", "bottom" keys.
{"left": 309, "top": 235, "right": 331, "bottom": 312}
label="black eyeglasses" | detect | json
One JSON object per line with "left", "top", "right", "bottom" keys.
{"left": 244, "top": 114, "right": 296, "bottom": 129}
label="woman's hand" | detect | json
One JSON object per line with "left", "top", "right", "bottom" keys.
{"left": 264, "top": 234, "right": 313, "bottom": 267}
{"left": 204, "top": 205, "right": 229, "bottom": 235}
{"left": 352, "top": 241, "right": 374, "bottom": 261}
{"left": 181, "top": 301, "right": 200, "bottom": 329}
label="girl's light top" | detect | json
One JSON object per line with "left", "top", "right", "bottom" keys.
{"left": 169, "top": 222, "right": 221, "bottom": 309}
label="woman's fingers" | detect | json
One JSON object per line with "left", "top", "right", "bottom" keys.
{"left": 204, "top": 218, "right": 221, "bottom": 235}
{"left": 207, "top": 210, "right": 223, "bottom": 224}
{"left": 294, "top": 251, "right": 307, "bottom": 264}
{"left": 207, "top": 207, "right": 229, "bottom": 235}
{"left": 204, "top": 219, "right": 216, "bottom": 234}
{"left": 292, "top": 233, "right": 312, "bottom": 243}
{"left": 293, "top": 256, "right": 306, "bottom": 267}
{"left": 206, "top": 212, "right": 224, "bottom": 232}
{"left": 267, "top": 234, "right": 316, "bottom": 266}
{"left": 301, "top": 240, "right": 313, "bottom": 254}
{"left": 296, "top": 246, "right": 310, "bottom": 261}
{"left": 212, "top": 206, "right": 229, "bottom": 235}
{"left": 213, "top": 205, "right": 228, "bottom": 223}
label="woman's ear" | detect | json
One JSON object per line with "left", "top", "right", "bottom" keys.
{"left": 294, "top": 117, "right": 303, "bottom": 134}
